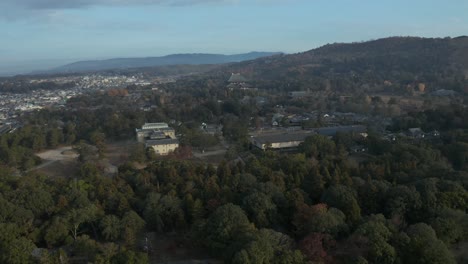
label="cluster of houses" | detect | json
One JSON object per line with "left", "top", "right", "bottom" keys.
{"left": 136, "top": 123, "right": 179, "bottom": 155}
{"left": 384, "top": 128, "right": 440, "bottom": 141}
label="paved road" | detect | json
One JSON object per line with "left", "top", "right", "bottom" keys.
{"left": 192, "top": 149, "right": 226, "bottom": 158}
{"left": 28, "top": 160, "right": 57, "bottom": 172}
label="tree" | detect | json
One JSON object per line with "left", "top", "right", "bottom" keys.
{"left": 242, "top": 192, "right": 277, "bottom": 228}
{"left": 301, "top": 167, "right": 325, "bottom": 201}
{"left": 65, "top": 205, "right": 99, "bottom": 241}
{"left": 121, "top": 211, "right": 145, "bottom": 247}
{"left": 12, "top": 186, "right": 54, "bottom": 218}
{"left": 100, "top": 215, "right": 121, "bottom": 241}
{"left": 201, "top": 203, "right": 254, "bottom": 256}
{"left": 44, "top": 217, "right": 70, "bottom": 248}
{"left": 293, "top": 203, "right": 347, "bottom": 237}
{"left": 111, "top": 250, "right": 148, "bottom": 264}
{"left": 299, "top": 134, "right": 336, "bottom": 159}
{"left": 299, "top": 233, "right": 334, "bottom": 263}
{"left": 0, "top": 237, "right": 36, "bottom": 264}
{"left": 90, "top": 131, "right": 106, "bottom": 157}
{"left": 46, "top": 129, "right": 62, "bottom": 148}
{"left": 402, "top": 223, "right": 456, "bottom": 264}
{"left": 353, "top": 215, "right": 396, "bottom": 264}
{"left": 233, "top": 229, "right": 304, "bottom": 264}
{"left": 384, "top": 185, "right": 421, "bottom": 223}
{"left": 430, "top": 208, "right": 468, "bottom": 244}
{"left": 321, "top": 185, "right": 361, "bottom": 223}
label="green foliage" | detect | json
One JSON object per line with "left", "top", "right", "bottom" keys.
{"left": 402, "top": 223, "right": 456, "bottom": 264}
{"left": 201, "top": 203, "right": 254, "bottom": 257}
{"left": 353, "top": 215, "right": 396, "bottom": 264}
{"left": 430, "top": 208, "right": 468, "bottom": 244}
{"left": 299, "top": 134, "right": 336, "bottom": 159}
{"left": 143, "top": 192, "right": 185, "bottom": 232}
{"left": 321, "top": 185, "right": 361, "bottom": 223}
{"left": 242, "top": 192, "right": 277, "bottom": 228}
{"left": 111, "top": 250, "right": 149, "bottom": 264}
{"left": 0, "top": 237, "right": 36, "bottom": 264}
{"left": 233, "top": 229, "right": 304, "bottom": 264}
{"left": 44, "top": 217, "right": 70, "bottom": 247}
{"left": 100, "top": 215, "right": 122, "bottom": 241}
{"left": 293, "top": 203, "right": 347, "bottom": 237}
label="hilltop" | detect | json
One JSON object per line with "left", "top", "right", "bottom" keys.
{"left": 207, "top": 36, "right": 468, "bottom": 93}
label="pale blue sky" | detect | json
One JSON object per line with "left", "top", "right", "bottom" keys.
{"left": 1, "top": 0, "right": 467, "bottom": 75}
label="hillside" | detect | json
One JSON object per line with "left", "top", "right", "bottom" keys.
{"left": 209, "top": 36, "right": 468, "bottom": 93}
{"left": 50, "top": 52, "right": 281, "bottom": 73}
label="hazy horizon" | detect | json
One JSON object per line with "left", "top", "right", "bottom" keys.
{"left": 1, "top": 0, "right": 468, "bottom": 75}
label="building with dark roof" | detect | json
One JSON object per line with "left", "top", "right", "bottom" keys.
{"left": 314, "top": 125, "right": 367, "bottom": 137}
{"left": 250, "top": 131, "right": 314, "bottom": 150}
{"left": 136, "top": 122, "right": 179, "bottom": 155}
{"left": 228, "top": 73, "right": 248, "bottom": 83}
{"left": 250, "top": 125, "right": 368, "bottom": 150}
{"left": 136, "top": 122, "right": 176, "bottom": 143}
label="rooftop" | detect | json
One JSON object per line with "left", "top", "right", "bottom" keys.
{"left": 228, "top": 73, "right": 248, "bottom": 83}
{"left": 141, "top": 122, "right": 169, "bottom": 130}
{"left": 314, "top": 125, "right": 367, "bottom": 137}
{"left": 251, "top": 131, "right": 313, "bottom": 145}
{"left": 146, "top": 138, "right": 179, "bottom": 146}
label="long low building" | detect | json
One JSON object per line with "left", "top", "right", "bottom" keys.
{"left": 136, "top": 122, "right": 176, "bottom": 143}
{"left": 250, "top": 131, "right": 314, "bottom": 150}
{"left": 314, "top": 125, "right": 367, "bottom": 137}
{"left": 250, "top": 125, "right": 367, "bottom": 150}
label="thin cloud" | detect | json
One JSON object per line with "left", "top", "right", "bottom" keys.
{"left": 3, "top": 0, "right": 239, "bottom": 10}
{"left": 0, "top": 0, "right": 242, "bottom": 21}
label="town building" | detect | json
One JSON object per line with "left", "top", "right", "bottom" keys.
{"left": 136, "top": 123, "right": 176, "bottom": 143}
{"left": 250, "top": 131, "right": 314, "bottom": 150}
{"left": 226, "top": 73, "right": 255, "bottom": 92}
{"left": 250, "top": 125, "right": 368, "bottom": 151}
{"left": 136, "top": 122, "right": 179, "bottom": 155}
{"left": 314, "top": 125, "right": 368, "bottom": 138}
{"left": 146, "top": 139, "right": 180, "bottom": 155}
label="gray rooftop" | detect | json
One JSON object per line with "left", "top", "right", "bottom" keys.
{"left": 314, "top": 125, "right": 367, "bottom": 136}
{"left": 146, "top": 138, "right": 179, "bottom": 146}
{"left": 252, "top": 132, "right": 313, "bottom": 145}
{"left": 228, "top": 73, "right": 248, "bottom": 83}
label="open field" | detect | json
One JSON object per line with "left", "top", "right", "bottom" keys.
{"left": 32, "top": 146, "right": 79, "bottom": 177}
{"left": 32, "top": 141, "right": 138, "bottom": 177}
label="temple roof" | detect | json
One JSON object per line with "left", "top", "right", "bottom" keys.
{"left": 228, "top": 73, "right": 248, "bottom": 83}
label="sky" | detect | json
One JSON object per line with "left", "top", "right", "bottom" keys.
{"left": 1, "top": 0, "right": 468, "bottom": 75}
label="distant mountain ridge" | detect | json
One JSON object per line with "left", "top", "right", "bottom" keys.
{"left": 211, "top": 36, "right": 468, "bottom": 93}
{"left": 50, "top": 52, "right": 281, "bottom": 73}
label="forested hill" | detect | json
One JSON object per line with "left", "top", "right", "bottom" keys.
{"left": 48, "top": 52, "right": 281, "bottom": 74}
{"left": 211, "top": 36, "right": 468, "bottom": 93}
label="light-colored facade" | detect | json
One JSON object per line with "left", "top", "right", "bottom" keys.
{"left": 146, "top": 139, "right": 179, "bottom": 155}
{"left": 142, "top": 123, "right": 169, "bottom": 130}
{"left": 136, "top": 122, "right": 179, "bottom": 155}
